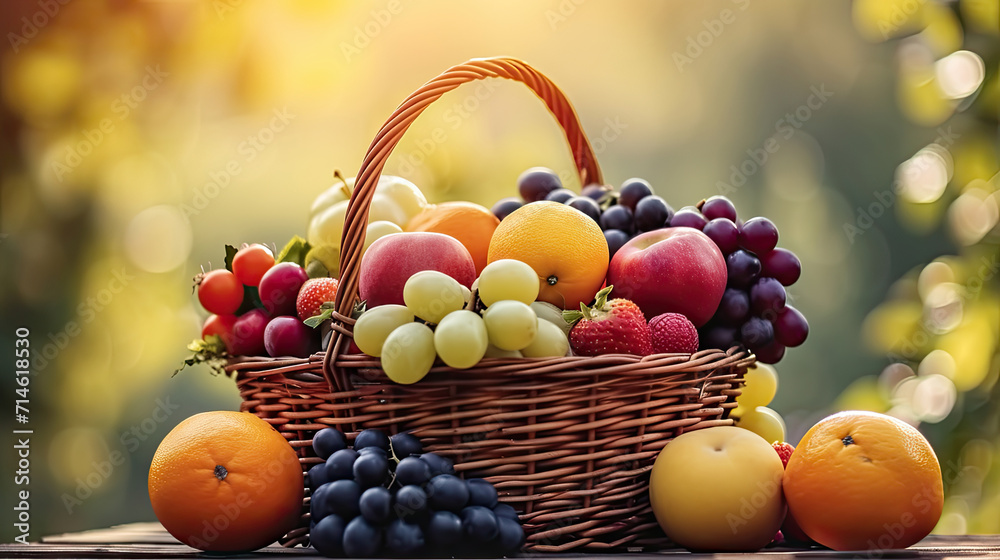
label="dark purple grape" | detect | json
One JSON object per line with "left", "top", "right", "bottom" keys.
{"left": 389, "top": 432, "right": 422, "bottom": 459}
{"left": 726, "top": 250, "right": 762, "bottom": 288}
{"left": 739, "top": 317, "right": 774, "bottom": 350}
{"left": 258, "top": 262, "right": 308, "bottom": 316}
{"left": 490, "top": 197, "right": 523, "bottom": 221}
{"left": 634, "top": 195, "right": 673, "bottom": 232}
{"left": 395, "top": 456, "right": 431, "bottom": 486}
{"left": 427, "top": 511, "right": 463, "bottom": 547}
{"left": 670, "top": 207, "right": 708, "bottom": 230}
{"left": 343, "top": 517, "right": 381, "bottom": 557}
{"left": 618, "top": 178, "right": 653, "bottom": 210}
{"left": 581, "top": 183, "right": 612, "bottom": 202}
{"left": 565, "top": 196, "right": 601, "bottom": 222}
{"left": 310, "top": 483, "right": 333, "bottom": 520}
{"left": 461, "top": 506, "right": 499, "bottom": 541}
{"left": 312, "top": 428, "right": 347, "bottom": 460}
{"left": 353, "top": 452, "right": 388, "bottom": 487}
{"left": 544, "top": 188, "right": 576, "bottom": 204}
{"left": 385, "top": 519, "right": 424, "bottom": 554}
{"left": 700, "top": 324, "right": 738, "bottom": 350}
{"left": 418, "top": 452, "right": 455, "bottom": 476}
{"left": 701, "top": 196, "right": 737, "bottom": 222}
{"left": 740, "top": 217, "right": 779, "bottom": 255}
{"left": 308, "top": 462, "right": 330, "bottom": 489}
{"left": 324, "top": 479, "right": 362, "bottom": 519}
{"left": 492, "top": 503, "right": 519, "bottom": 520}
{"left": 264, "top": 316, "right": 318, "bottom": 358}
{"left": 774, "top": 305, "right": 808, "bottom": 347}
{"left": 427, "top": 474, "right": 469, "bottom": 512}
{"left": 230, "top": 308, "right": 268, "bottom": 356}
{"left": 600, "top": 205, "right": 634, "bottom": 234}
{"left": 394, "top": 485, "right": 428, "bottom": 521}
{"left": 762, "top": 248, "right": 801, "bottom": 286}
{"left": 749, "top": 277, "right": 786, "bottom": 317}
{"left": 496, "top": 517, "right": 526, "bottom": 553}
{"left": 359, "top": 486, "right": 392, "bottom": 524}
{"left": 310, "top": 514, "right": 346, "bottom": 556}
{"left": 466, "top": 478, "right": 499, "bottom": 508}
{"left": 715, "top": 288, "right": 750, "bottom": 326}
{"left": 604, "top": 230, "right": 630, "bottom": 261}
{"left": 755, "top": 341, "right": 786, "bottom": 364}
{"left": 326, "top": 449, "right": 359, "bottom": 480}
{"left": 702, "top": 218, "right": 740, "bottom": 255}
{"left": 354, "top": 429, "right": 390, "bottom": 451}
{"left": 517, "top": 167, "right": 562, "bottom": 202}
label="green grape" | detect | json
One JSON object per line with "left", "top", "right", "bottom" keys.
{"left": 477, "top": 259, "right": 540, "bottom": 306}
{"left": 737, "top": 405, "right": 786, "bottom": 444}
{"left": 380, "top": 322, "right": 436, "bottom": 384}
{"left": 521, "top": 318, "right": 570, "bottom": 358}
{"left": 530, "top": 301, "right": 572, "bottom": 336}
{"left": 484, "top": 344, "right": 522, "bottom": 358}
{"left": 482, "top": 300, "right": 538, "bottom": 351}
{"left": 433, "top": 310, "right": 488, "bottom": 369}
{"left": 353, "top": 304, "right": 414, "bottom": 357}
{"left": 736, "top": 363, "right": 779, "bottom": 409}
{"left": 403, "top": 271, "right": 466, "bottom": 324}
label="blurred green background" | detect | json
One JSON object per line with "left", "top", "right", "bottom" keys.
{"left": 1, "top": 0, "right": 997, "bottom": 542}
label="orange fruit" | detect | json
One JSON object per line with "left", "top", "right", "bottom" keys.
{"left": 406, "top": 201, "right": 500, "bottom": 275}
{"left": 488, "top": 201, "right": 608, "bottom": 309}
{"left": 783, "top": 411, "right": 943, "bottom": 551}
{"left": 148, "top": 411, "right": 304, "bottom": 552}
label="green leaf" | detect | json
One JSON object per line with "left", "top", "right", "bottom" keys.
{"left": 276, "top": 235, "right": 311, "bottom": 267}
{"left": 304, "top": 301, "right": 339, "bottom": 328}
{"left": 235, "top": 285, "right": 262, "bottom": 316}
{"left": 224, "top": 245, "right": 239, "bottom": 272}
{"left": 173, "top": 335, "right": 229, "bottom": 376}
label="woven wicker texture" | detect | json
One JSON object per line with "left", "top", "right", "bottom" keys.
{"left": 231, "top": 57, "right": 753, "bottom": 552}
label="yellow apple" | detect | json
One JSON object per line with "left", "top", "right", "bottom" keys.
{"left": 649, "top": 426, "right": 785, "bottom": 551}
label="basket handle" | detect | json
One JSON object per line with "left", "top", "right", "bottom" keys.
{"left": 323, "top": 57, "right": 604, "bottom": 389}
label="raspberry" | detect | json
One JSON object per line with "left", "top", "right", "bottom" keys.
{"left": 648, "top": 313, "right": 698, "bottom": 354}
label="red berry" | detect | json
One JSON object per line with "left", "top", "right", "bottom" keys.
{"left": 566, "top": 287, "right": 653, "bottom": 356}
{"left": 202, "top": 314, "right": 238, "bottom": 352}
{"left": 296, "top": 278, "right": 339, "bottom": 321}
{"left": 197, "top": 270, "right": 244, "bottom": 315}
{"left": 772, "top": 441, "right": 795, "bottom": 469}
{"left": 648, "top": 313, "right": 699, "bottom": 354}
{"left": 233, "top": 244, "right": 275, "bottom": 287}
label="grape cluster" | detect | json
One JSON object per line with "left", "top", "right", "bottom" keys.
{"left": 307, "top": 428, "right": 524, "bottom": 557}
{"left": 352, "top": 260, "right": 571, "bottom": 384}
{"left": 680, "top": 196, "right": 808, "bottom": 364}
{"left": 491, "top": 168, "right": 674, "bottom": 261}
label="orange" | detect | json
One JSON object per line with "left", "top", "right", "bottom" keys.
{"left": 783, "top": 411, "right": 943, "bottom": 551}
{"left": 406, "top": 201, "right": 500, "bottom": 275}
{"left": 148, "top": 411, "right": 304, "bottom": 552}
{"left": 488, "top": 201, "right": 608, "bottom": 309}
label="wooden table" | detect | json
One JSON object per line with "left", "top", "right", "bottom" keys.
{"left": 2, "top": 523, "right": 998, "bottom": 558}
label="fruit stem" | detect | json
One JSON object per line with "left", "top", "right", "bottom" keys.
{"left": 546, "top": 275, "right": 558, "bottom": 286}
{"left": 333, "top": 170, "right": 352, "bottom": 198}
{"left": 842, "top": 435, "right": 854, "bottom": 446}
{"left": 214, "top": 464, "right": 228, "bottom": 481}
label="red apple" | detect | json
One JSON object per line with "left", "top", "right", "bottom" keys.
{"left": 607, "top": 227, "right": 726, "bottom": 326}
{"left": 359, "top": 232, "right": 476, "bottom": 308}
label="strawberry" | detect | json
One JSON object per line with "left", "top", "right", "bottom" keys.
{"left": 772, "top": 441, "right": 794, "bottom": 468}
{"left": 563, "top": 286, "right": 653, "bottom": 356}
{"left": 296, "top": 278, "right": 339, "bottom": 321}
{"left": 648, "top": 313, "right": 699, "bottom": 354}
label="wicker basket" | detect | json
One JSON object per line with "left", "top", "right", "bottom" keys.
{"left": 228, "top": 57, "right": 754, "bottom": 552}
